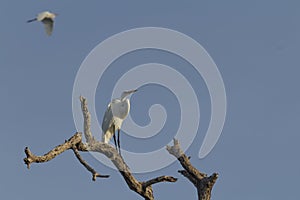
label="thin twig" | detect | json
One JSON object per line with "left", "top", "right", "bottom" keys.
{"left": 72, "top": 145, "right": 109, "bottom": 180}
{"left": 142, "top": 176, "right": 178, "bottom": 188}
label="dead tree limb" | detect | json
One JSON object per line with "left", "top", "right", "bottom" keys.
{"left": 23, "top": 133, "right": 108, "bottom": 180}
{"left": 142, "top": 176, "right": 178, "bottom": 188}
{"left": 23, "top": 132, "right": 82, "bottom": 169}
{"left": 80, "top": 95, "right": 95, "bottom": 143}
{"left": 167, "top": 139, "right": 218, "bottom": 200}
{"left": 72, "top": 145, "right": 110, "bottom": 180}
{"left": 23, "top": 96, "right": 177, "bottom": 200}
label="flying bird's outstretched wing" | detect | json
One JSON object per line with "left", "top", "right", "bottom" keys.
{"left": 102, "top": 103, "right": 114, "bottom": 143}
{"left": 42, "top": 18, "right": 54, "bottom": 36}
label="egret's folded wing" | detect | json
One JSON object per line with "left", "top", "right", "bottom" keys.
{"left": 102, "top": 104, "right": 114, "bottom": 134}
{"left": 42, "top": 18, "right": 54, "bottom": 36}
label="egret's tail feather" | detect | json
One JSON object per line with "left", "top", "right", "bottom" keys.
{"left": 102, "top": 132, "right": 109, "bottom": 143}
{"left": 102, "top": 131, "right": 114, "bottom": 144}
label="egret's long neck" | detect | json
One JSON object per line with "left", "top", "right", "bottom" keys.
{"left": 121, "top": 94, "right": 128, "bottom": 101}
{"left": 118, "top": 99, "right": 130, "bottom": 119}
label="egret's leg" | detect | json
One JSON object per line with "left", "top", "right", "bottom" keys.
{"left": 117, "top": 129, "right": 121, "bottom": 155}
{"left": 27, "top": 18, "right": 37, "bottom": 23}
{"left": 112, "top": 125, "right": 118, "bottom": 152}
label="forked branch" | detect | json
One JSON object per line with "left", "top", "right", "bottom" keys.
{"left": 23, "top": 132, "right": 82, "bottom": 169}
{"left": 23, "top": 96, "right": 177, "bottom": 200}
{"left": 23, "top": 133, "right": 108, "bottom": 180}
{"left": 167, "top": 139, "right": 218, "bottom": 200}
{"left": 72, "top": 145, "right": 110, "bottom": 180}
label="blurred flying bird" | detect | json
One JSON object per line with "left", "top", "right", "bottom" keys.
{"left": 27, "top": 11, "right": 57, "bottom": 36}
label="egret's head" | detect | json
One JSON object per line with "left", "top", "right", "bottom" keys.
{"left": 48, "top": 11, "right": 58, "bottom": 18}
{"left": 53, "top": 13, "right": 59, "bottom": 18}
{"left": 121, "top": 89, "right": 138, "bottom": 100}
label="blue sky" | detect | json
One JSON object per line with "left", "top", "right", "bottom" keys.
{"left": 1, "top": 0, "right": 300, "bottom": 199}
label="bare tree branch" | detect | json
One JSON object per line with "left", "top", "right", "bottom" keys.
{"left": 80, "top": 95, "right": 94, "bottom": 143}
{"left": 72, "top": 145, "right": 109, "bottom": 180}
{"left": 166, "top": 139, "right": 207, "bottom": 179}
{"left": 23, "top": 132, "right": 82, "bottom": 169}
{"left": 167, "top": 139, "right": 218, "bottom": 200}
{"left": 178, "top": 170, "right": 198, "bottom": 187}
{"left": 79, "top": 125, "right": 177, "bottom": 200}
{"left": 142, "top": 176, "right": 178, "bottom": 188}
{"left": 23, "top": 132, "right": 108, "bottom": 180}
{"left": 24, "top": 133, "right": 177, "bottom": 200}
{"left": 23, "top": 96, "right": 177, "bottom": 200}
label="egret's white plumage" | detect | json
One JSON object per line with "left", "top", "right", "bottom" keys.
{"left": 27, "top": 11, "right": 57, "bottom": 36}
{"left": 101, "top": 89, "right": 137, "bottom": 154}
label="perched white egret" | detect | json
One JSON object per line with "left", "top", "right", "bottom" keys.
{"left": 102, "top": 89, "right": 138, "bottom": 154}
{"left": 27, "top": 11, "right": 57, "bottom": 36}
